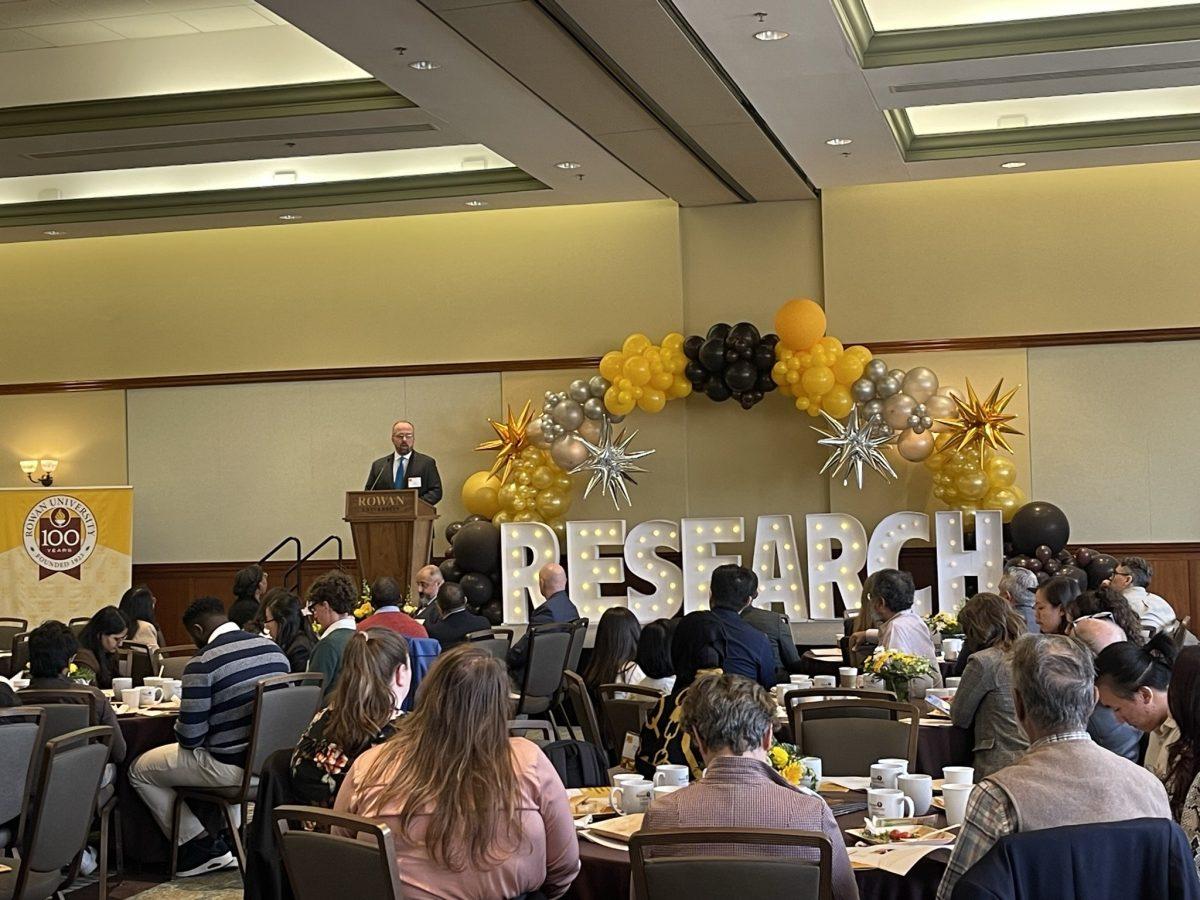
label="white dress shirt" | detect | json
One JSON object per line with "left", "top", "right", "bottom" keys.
{"left": 319, "top": 616, "right": 357, "bottom": 641}
{"left": 393, "top": 451, "right": 413, "bottom": 487}
{"left": 1122, "top": 585, "right": 1178, "bottom": 633}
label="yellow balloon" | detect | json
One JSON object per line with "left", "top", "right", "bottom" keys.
{"left": 832, "top": 353, "right": 865, "bottom": 386}
{"left": 622, "top": 333, "right": 651, "bottom": 355}
{"left": 661, "top": 332, "right": 685, "bottom": 351}
{"left": 531, "top": 465, "right": 555, "bottom": 490}
{"left": 650, "top": 370, "right": 673, "bottom": 391}
{"left": 554, "top": 473, "right": 572, "bottom": 493}
{"left": 775, "top": 298, "right": 827, "bottom": 350}
{"left": 794, "top": 396, "right": 811, "bottom": 411}
{"left": 498, "top": 480, "right": 519, "bottom": 508}
{"left": 461, "top": 470, "right": 502, "bottom": 518}
{"left": 801, "top": 365, "right": 835, "bottom": 396}
{"left": 638, "top": 388, "right": 667, "bottom": 413}
{"left": 604, "top": 387, "right": 636, "bottom": 416}
{"left": 925, "top": 452, "right": 946, "bottom": 472}
{"left": 846, "top": 345, "right": 873, "bottom": 364}
{"left": 823, "top": 384, "right": 853, "bottom": 419}
{"left": 536, "top": 490, "right": 565, "bottom": 518}
{"left": 668, "top": 378, "right": 693, "bottom": 399}
{"left": 492, "top": 510, "right": 512, "bottom": 525}
{"left": 985, "top": 455, "right": 1017, "bottom": 488}
{"left": 819, "top": 336, "right": 843, "bottom": 355}
{"left": 623, "top": 355, "right": 651, "bottom": 386}
{"left": 599, "top": 351, "right": 624, "bottom": 381}
{"left": 956, "top": 470, "right": 989, "bottom": 500}
{"left": 514, "top": 511, "right": 538, "bottom": 523}
{"left": 771, "top": 361, "right": 789, "bottom": 384}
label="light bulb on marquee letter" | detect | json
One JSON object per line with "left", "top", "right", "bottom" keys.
{"left": 501, "top": 522, "right": 560, "bottom": 624}
{"left": 566, "top": 519, "right": 627, "bottom": 619}
{"left": 868, "top": 512, "right": 932, "bottom": 615}
{"left": 751, "top": 515, "right": 806, "bottom": 619}
{"left": 681, "top": 517, "right": 744, "bottom": 614}
{"left": 805, "top": 513, "right": 866, "bottom": 619}
{"left": 935, "top": 510, "right": 1003, "bottom": 611}
{"left": 624, "top": 520, "right": 682, "bottom": 623}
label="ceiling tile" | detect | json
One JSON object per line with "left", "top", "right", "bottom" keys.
{"left": 100, "top": 12, "right": 195, "bottom": 37}
{"left": 0, "top": 26, "right": 52, "bottom": 49}
{"left": 23, "top": 19, "right": 123, "bottom": 44}
{"left": 0, "top": 0, "right": 77, "bottom": 28}
{"left": 172, "top": 5, "right": 272, "bottom": 31}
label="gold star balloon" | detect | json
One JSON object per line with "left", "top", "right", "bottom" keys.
{"left": 938, "top": 378, "right": 1023, "bottom": 456}
{"left": 476, "top": 400, "right": 534, "bottom": 484}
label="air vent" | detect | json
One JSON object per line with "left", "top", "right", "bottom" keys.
{"left": 891, "top": 59, "right": 1200, "bottom": 94}
{"left": 25, "top": 123, "right": 438, "bottom": 160}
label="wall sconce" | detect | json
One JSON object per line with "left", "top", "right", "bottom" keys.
{"left": 20, "top": 459, "right": 57, "bottom": 487}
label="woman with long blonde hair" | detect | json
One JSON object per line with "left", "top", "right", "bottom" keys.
{"left": 335, "top": 644, "right": 580, "bottom": 899}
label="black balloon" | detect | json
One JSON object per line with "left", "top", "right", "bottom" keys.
{"left": 482, "top": 601, "right": 504, "bottom": 626}
{"left": 725, "top": 360, "right": 757, "bottom": 392}
{"left": 438, "top": 557, "right": 462, "bottom": 583}
{"left": 1074, "top": 548, "right": 1094, "bottom": 568}
{"left": 1036, "top": 571, "right": 1051, "bottom": 586}
{"left": 1043, "top": 558, "right": 1062, "bottom": 575}
{"left": 444, "top": 520, "right": 464, "bottom": 543}
{"left": 729, "top": 321, "right": 761, "bottom": 348}
{"left": 756, "top": 372, "right": 776, "bottom": 392}
{"left": 1085, "top": 554, "right": 1118, "bottom": 589}
{"left": 1035, "top": 545, "right": 1053, "bottom": 562}
{"left": 1058, "top": 564, "right": 1089, "bottom": 593}
{"left": 452, "top": 520, "right": 500, "bottom": 574}
{"left": 754, "top": 344, "right": 776, "bottom": 371}
{"left": 1010, "top": 502, "right": 1071, "bottom": 555}
{"left": 684, "top": 361, "right": 707, "bottom": 386}
{"left": 704, "top": 378, "right": 732, "bottom": 402}
{"left": 706, "top": 323, "right": 731, "bottom": 342}
{"left": 459, "top": 571, "right": 493, "bottom": 606}
{"left": 699, "top": 338, "right": 727, "bottom": 372}
{"left": 463, "top": 514, "right": 490, "bottom": 525}
{"left": 683, "top": 334, "right": 704, "bottom": 361}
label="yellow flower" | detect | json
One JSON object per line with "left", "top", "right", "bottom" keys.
{"left": 782, "top": 762, "right": 803, "bottom": 785}
{"left": 769, "top": 745, "right": 789, "bottom": 768}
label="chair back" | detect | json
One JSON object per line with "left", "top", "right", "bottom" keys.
{"left": 597, "top": 683, "right": 664, "bottom": 755}
{"left": 562, "top": 670, "right": 605, "bottom": 747}
{"left": 0, "top": 708, "right": 44, "bottom": 844}
{"left": 155, "top": 645, "right": 196, "bottom": 680}
{"left": 465, "top": 628, "right": 513, "bottom": 662}
{"left": 790, "top": 698, "right": 920, "bottom": 776}
{"left": 566, "top": 618, "right": 588, "bottom": 673}
{"left": 10, "top": 632, "right": 30, "bottom": 676}
{"left": 13, "top": 726, "right": 112, "bottom": 900}
{"left": 68, "top": 619, "right": 90, "bottom": 641}
{"left": 274, "top": 805, "right": 404, "bottom": 900}
{"left": 517, "top": 625, "right": 572, "bottom": 716}
{"left": 629, "top": 826, "right": 832, "bottom": 900}
{"left": 0, "top": 618, "right": 28, "bottom": 654}
{"left": 782, "top": 687, "right": 897, "bottom": 720}
{"left": 242, "top": 673, "right": 324, "bottom": 792}
{"left": 17, "top": 689, "right": 96, "bottom": 738}
{"left": 119, "top": 642, "right": 157, "bottom": 685}
{"left": 507, "top": 720, "right": 556, "bottom": 743}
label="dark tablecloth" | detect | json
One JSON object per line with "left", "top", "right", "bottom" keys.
{"left": 117, "top": 713, "right": 178, "bottom": 866}
{"left": 801, "top": 650, "right": 956, "bottom": 682}
{"left": 916, "top": 722, "right": 973, "bottom": 778}
{"left": 567, "top": 794, "right": 948, "bottom": 900}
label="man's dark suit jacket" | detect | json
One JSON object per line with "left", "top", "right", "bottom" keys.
{"left": 364, "top": 450, "right": 443, "bottom": 505}
{"left": 426, "top": 607, "right": 491, "bottom": 650}
{"left": 506, "top": 590, "right": 580, "bottom": 671}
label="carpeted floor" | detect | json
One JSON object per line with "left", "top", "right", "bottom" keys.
{"left": 63, "top": 869, "right": 241, "bottom": 900}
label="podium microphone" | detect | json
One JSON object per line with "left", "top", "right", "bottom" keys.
{"left": 367, "top": 462, "right": 387, "bottom": 491}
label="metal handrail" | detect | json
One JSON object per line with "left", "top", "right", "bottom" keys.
{"left": 284, "top": 534, "right": 345, "bottom": 597}
{"left": 259, "top": 536, "right": 302, "bottom": 593}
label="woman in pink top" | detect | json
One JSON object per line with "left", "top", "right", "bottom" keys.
{"left": 334, "top": 644, "right": 580, "bottom": 899}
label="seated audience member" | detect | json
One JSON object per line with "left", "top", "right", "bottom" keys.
{"left": 1072, "top": 615, "right": 1145, "bottom": 762}
{"left": 708, "top": 564, "right": 775, "bottom": 689}
{"left": 950, "top": 593, "right": 1029, "bottom": 778}
{"left": 74, "top": 606, "right": 128, "bottom": 689}
{"left": 1096, "top": 632, "right": 1180, "bottom": 779}
{"left": 1033, "top": 574, "right": 1081, "bottom": 635}
{"left": 129, "top": 597, "right": 289, "bottom": 877}
{"left": 335, "top": 645, "right": 580, "bottom": 899}
{"left": 1164, "top": 647, "right": 1200, "bottom": 875}
{"left": 412, "top": 565, "right": 445, "bottom": 627}
{"left": 936, "top": 634, "right": 1172, "bottom": 900}
{"left": 636, "top": 611, "right": 727, "bottom": 780}
{"left": 634, "top": 618, "right": 676, "bottom": 694}
{"left": 851, "top": 569, "right": 943, "bottom": 689}
{"left": 998, "top": 567, "right": 1039, "bottom": 634}
{"left": 26, "top": 620, "right": 126, "bottom": 764}
{"left": 1066, "top": 587, "right": 1145, "bottom": 647}
{"left": 581, "top": 607, "right": 643, "bottom": 699}
{"left": 306, "top": 570, "right": 360, "bottom": 698}
{"left": 741, "top": 592, "right": 805, "bottom": 683}
{"left": 0, "top": 681, "right": 16, "bottom": 707}
{"left": 292, "top": 629, "right": 410, "bottom": 806}
{"left": 507, "top": 563, "right": 579, "bottom": 671}
{"left": 261, "top": 588, "right": 317, "bottom": 673}
{"left": 356, "top": 576, "right": 428, "bottom": 639}
{"left": 119, "top": 586, "right": 164, "bottom": 649}
{"left": 424, "top": 583, "right": 490, "bottom": 650}
{"left": 1109, "top": 556, "right": 1179, "bottom": 636}
{"left": 229, "top": 564, "right": 268, "bottom": 630}
{"left": 644, "top": 673, "right": 859, "bottom": 900}
{"left": 846, "top": 574, "right": 883, "bottom": 667}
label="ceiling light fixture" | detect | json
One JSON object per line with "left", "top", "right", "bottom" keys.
{"left": 272, "top": 170, "right": 298, "bottom": 185}
{"left": 465, "top": 200, "right": 488, "bottom": 208}
{"left": 408, "top": 60, "right": 440, "bottom": 70}
{"left": 825, "top": 137, "right": 853, "bottom": 146}
{"left": 278, "top": 214, "right": 303, "bottom": 220}
{"left": 555, "top": 161, "right": 582, "bottom": 170}
{"left": 42, "top": 230, "right": 66, "bottom": 236}
{"left": 1000, "top": 161, "right": 1027, "bottom": 169}
{"left": 754, "top": 29, "right": 789, "bottom": 40}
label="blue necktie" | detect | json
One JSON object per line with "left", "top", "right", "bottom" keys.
{"left": 395, "top": 456, "right": 406, "bottom": 489}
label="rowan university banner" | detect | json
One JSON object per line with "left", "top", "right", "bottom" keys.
{"left": 0, "top": 487, "right": 132, "bottom": 623}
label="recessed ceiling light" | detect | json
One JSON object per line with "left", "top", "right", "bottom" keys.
{"left": 1000, "top": 161, "right": 1027, "bottom": 169}
{"left": 825, "top": 137, "right": 853, "bottom": 146}
{"left": 278, "top": 214, "right": 303, "bottom": 220}
{"left": 555, "top": 161, "right": 582, "bottom": 170}
{"left": 42, "top": 229, "right": 66, "bottom": 236}
{"left": 465, "top": 200, "right": 488, "bottom": 208}
{"left": 408, "top": 60, "right": 440, "bottom": 70}
{"left": 753, "top": 29, "right": 789, "bottom": 41}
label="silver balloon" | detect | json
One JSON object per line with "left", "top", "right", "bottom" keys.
{"left": 551, "top": 399, "right": 583, "bottom": 430}
{"left": 906, "top": 414, "right": 921, "bottom": 428}
{"left": 609, "top": 414, "right": 625, "bottom": 425}
{"left": 568, "top": 379, "right": 590, "bottom": 402}
{"left": 577, "top": 417, "right": 602, "bottom": 442}
{"left": 883, "top": 392, "right": 917, "bottom": 430}
{"left": 888, "top": 368, "right": 905, "bottom": 383}
{"left": 583, "top": 397, "right": 605, "bottom": 420}
{"left": 866, "top": 358, "right": 888, "bottom": 381}
{"left": 550, "top": 434, "right": 589, "bottom": 470}
{"left": 926, "top": 392, "right": 958, "bottom": 432}
{"left": 526, "top": 417, "right": 551, "bottom": 449}
{"left": 901, "top": 367, "right": 939, "bottom": 404}
{"left": 863, "top": 399, "right": 884, "bottom": 420}
{"left": 913, "top": 423, "right": 926, "bottom": 435}
{"left": 921, "top": 415, "right": 933, "bottom": 429}
{"left": 588, "top": 375, "right": 610, "bottom": 397}
{"left": 851, "top": 378, "right": 876, "bottom": 403}
{"left": 876, "top": 375, "right": 901, "bottom": 399}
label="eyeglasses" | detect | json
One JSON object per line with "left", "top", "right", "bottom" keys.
{"left": 1111, "top": 570, "right": 1132, "bottom": 579}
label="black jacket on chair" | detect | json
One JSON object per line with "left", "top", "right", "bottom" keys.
{"left": 363, "top": 450, "right": 442, "bottom": 505}
{"left": 952, "top": 817, "right": 1200, "bottom": 900}
{"left": 426, "top": 607, "right": 492, "bottom": 650}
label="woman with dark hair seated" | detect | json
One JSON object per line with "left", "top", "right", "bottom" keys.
{"left": 581, "top": 607, "right": 642, "bottom": 700}
{"left": 119, "top": 585, "right": 165, "bottom": 650}
{"left": 230, "top": 564, "right": 268, "bottom": 630}
{"left": 260, "top": 588, "right": 317, "bottom": 674}
{"left": 1066, "top": 587, "right": 1145, "bottom": 646}
{"left": 1164, "top": 647, "right": 1200, "bottom": 876}
{"left": 634, "top": 618, "right": 676, "bottom": 694}
{"left": 1033, "top": 575, "right": 1081, "bottom": 635}
{"left": 1096, "top": 631, "right": 1180, "bottom": 779}
{"left": 635, "top": 611, "right": 727, "bottom": 780}
{"left": 75, "top": 606, "right": 128, "bottom": 689}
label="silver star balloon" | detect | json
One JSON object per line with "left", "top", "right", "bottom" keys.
{"left": 569, "top": 416, "right": 655, "bottom": 509}
{"left": 812, "top": 407, "right": 897, "bottom": 490}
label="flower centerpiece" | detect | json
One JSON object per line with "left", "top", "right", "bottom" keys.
{"left": 69, "top": 661, "right": 96, "bottom": 685}
{"left": 352, "top": 580, "right": 373, "bottom": 621}
{"left": 925, "top": 611, "right": 961, "bottom": 638}
{"left": 768, "top": 741, "right": 812, "bottom": 789}
{"left": 864, "top": 648, "right": 935, "bottom": 703}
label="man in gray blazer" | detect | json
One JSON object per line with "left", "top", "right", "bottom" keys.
{"left": 741, "top": 603, "right": 804, "bottom": 683}
{"left": 363, "top": 419, "right": 443, "bottom": 506}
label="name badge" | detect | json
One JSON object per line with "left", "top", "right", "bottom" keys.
{"left": 407, "top": 476, "right": 422, "bottom": 488}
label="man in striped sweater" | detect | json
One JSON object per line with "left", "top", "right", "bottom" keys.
{"left": 129, "top": 596, "right": 289, "bottom": 877}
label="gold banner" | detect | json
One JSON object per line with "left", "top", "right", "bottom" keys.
{"left": 0, "top": 487, "right": 132, "bottom": 623}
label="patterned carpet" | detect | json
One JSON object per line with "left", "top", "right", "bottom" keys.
{"left": 64, "top": 869, "right": 241, "bottom": 900}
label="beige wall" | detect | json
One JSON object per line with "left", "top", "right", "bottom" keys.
{"left": 0, "top": 391, "right": 127, "bottom": 489}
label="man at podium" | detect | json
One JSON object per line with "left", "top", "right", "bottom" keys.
{"left": 364, "top": 419, "right": 443, "bottom": 505}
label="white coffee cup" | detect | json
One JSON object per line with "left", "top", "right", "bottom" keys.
{"left": 898, "top": 773, "right": 933, "bottom": 816}
{"left": 878, "top": 757, "right": 910, "bottom": 775}
{"left": 942, "top": 638, "right": 963, "bottom": 661}
{"left": 813, "top": 675, "right": 836, "bottom": 688}
{"left": 943, "top": 766, "right": 975, "bottom": 785}
{"left": 138, "top": 685, "right": 164, "bottom": 705}
{"left": 838, "top": 666, "right": 858, "bottom": 688}
{"left": 612, "top": 772, "right": 642, "bottom": 788}
{"left": 112, "top": 677, "right": 133, "bottom": 695}
{"left": 942, "top": 783, "right": 974, "bottom": 826}
{"left": 867, "top": 788, "right": 914, "bottom": 820}
{"left": 775, "top": 684, "right": 792, "bottom": 707}
{"left": 651, "top": 785, "right": 681, "bottom": 804}
{"left": 789, "top": 675, "right": 810, "bottom": 686}
{"left": 653, "top": 764, "right": 689, "bottom": 788}
{"left": 870, "top": 763, "right": 905, "bottom": 790}
{"left": 802, "top": 756, "right": 822, "bottom": 788}
{"left": 170, "top": 679, "right": 184, "bottom": 700}
{"left": 121, "top": 688, "right": 142, "bottom": 709}
{"left": 945, "top": 677, "right": 962, "bottom": 688}
{"left": 610, "top": 779, "right": 653, "bottom": 814}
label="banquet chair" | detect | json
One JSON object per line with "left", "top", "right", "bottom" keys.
{"left": 0, "top": 617, "right": 27, "bottom": 654}
{"left": 9, "top": 632, "right": 30, "bottom": 677}
{"left": 465, "top": 628, "right": 514, "bottom": 662}
{"left": 274, "top": 805, "right": 404, "bottom": 900}
{"left": 789, "top": 698, "right": 920, "bottom": 777}
{"left": 169, "top": 672, "right": 324, "bottom": 878}
{"left": 0, "top": 707, "right": 45, "bottom": 851}
{"left": 118, "top": 643, "right": 156, "bottom": 686}
{"left": 782, "top": 688, "right": 897, "bottom": 721}
{"left": 68, "top": 618, "right": 91, "bottom": 641}
{"left": 154, "top": 645, "right": 196, "bottom": 680}
{"left": 513, "top": 625, "right": 572, "bottom": 719}
{"left": 565, "top": 618, "right": 589, "bottom": 674}
{"left": 629, "top": 826, "right": 833, "bottom": 900}
{"left": 597, "top": 684, "right": 663, "bottom": 760}
{"left": 507, "top": 720, "right": 556, "bottom": 744}
{"left": 562, "top": 671, "right": 606, "bottom": 748}
{"left": 0, "top": 726, "right": 112, "bottom": 900}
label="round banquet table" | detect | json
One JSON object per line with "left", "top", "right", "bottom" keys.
{"left": 117, "top": 712, "right": 179, "bottom": 866}
{"left": 566, "top": 795, "right": 948, "bottom": 900}
{"left": 801, "top": 649, "right": 956, "bottom": 682}
{"left": 773, "top": 713, "right": 973, "bottom": 778}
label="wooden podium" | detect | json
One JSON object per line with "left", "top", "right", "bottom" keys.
{"left": 344, "top": 490, "right": 438, "bottom": 596}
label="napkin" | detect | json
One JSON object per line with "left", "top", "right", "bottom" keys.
{"left": 846, "top": 843, "right": 952, "bottom": 876}
{"left": 822, "top": 777, "right": 873, "bottom": 791}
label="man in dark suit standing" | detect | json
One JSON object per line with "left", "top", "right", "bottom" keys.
{"left": 506, "top": 563, "right": 578, "bottom": 671}
{"left": 426, "top": 583, "right": 490, "bottom": 650}
{"left": 364, "top": 419, "right": 443, "bottom": 506}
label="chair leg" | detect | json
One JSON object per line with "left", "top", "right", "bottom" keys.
{"left": 98, "top": 804, "right": 109, "bottom": 900}
{"left": 222, "top": 804, "right": 246, "bottom": 873}
{"left": 113, "top": 806, "right": 124, "bottom": 881}
{"left": 168, "top": 794, "right": 184, "bottom": 879}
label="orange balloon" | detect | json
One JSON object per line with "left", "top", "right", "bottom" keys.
{"left": 775, "top": 299, "right": 827, "bottom": 350}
